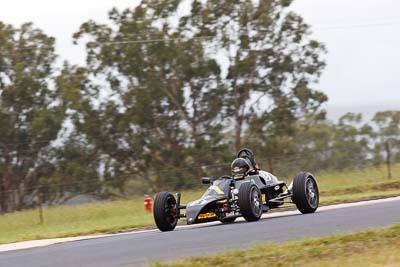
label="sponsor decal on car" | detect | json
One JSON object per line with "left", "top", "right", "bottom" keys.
{"left": 225, "top": 211, "right": 235, "bottom": 216}
{"left": 197, "top": 212, "right": 217, "bottom": 219}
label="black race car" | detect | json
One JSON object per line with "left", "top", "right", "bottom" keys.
{"left": 153, "top": 148, "right": 319, "bottom": 232}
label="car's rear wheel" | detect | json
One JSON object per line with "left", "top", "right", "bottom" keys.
{"left": 292, "top": 172, "right": 319, "bottom": 214}
{"left": 238, "top": 183, "right": 263, "bottom": 222}
{"left": 153, "top": 192, "right": 178, "bottom": 231}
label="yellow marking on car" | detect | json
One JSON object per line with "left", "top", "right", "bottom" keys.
{"left": 197, "top": 212, "right": 217, "bottom": 219}
{"left": 211, "top": 185, "right": 225, "bottom": 195}
{"left": 234, "top": 174, "right": 244, "bottom": 180}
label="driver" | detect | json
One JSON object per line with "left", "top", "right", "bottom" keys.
{"left": 231, "top": 148, "right": 278, "bottom": 183}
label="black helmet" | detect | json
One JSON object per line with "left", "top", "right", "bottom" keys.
{"left": 237, "top": 148, "right": 259, "bottom": 170}
{"left": 231, "top": 158, "right": 252, "bottom": 179}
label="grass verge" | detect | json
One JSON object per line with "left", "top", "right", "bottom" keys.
{"left": 0, "top": 164, "right": 399, "bottom": 245}
{"left": 150, "top": 224, "right": 400, "bottom": 267}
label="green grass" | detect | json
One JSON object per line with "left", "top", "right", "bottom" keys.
{"left": 150, "top": 224, "right": 400, "bottom": 267}
{"left": 0, "top": 164, "right": 399, "bottom": 245}
{"left": 321, "top": 189, "right": 400, "bottom": 204}
{"left": 0, "top": 198, "right": 151, "bottom": 244}
{"left": 0, "top": 190, "right": 203, "bottom": 245}
{"left": 312, "top": 163, "right": 400, "bottom": 192}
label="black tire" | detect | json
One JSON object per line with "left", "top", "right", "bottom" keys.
{"left": 292, "top": 172, "right": 319, "bottom": 214}
{"left": 238, "top": 183, "right": 263, "bottom": 222}
{"left": 153, "top": 192, "right": 178, "bottom": 231}
{"left": 220, "top": 217, "right": 236, "bottom": 224}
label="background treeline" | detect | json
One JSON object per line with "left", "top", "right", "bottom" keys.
{"left": 0, "top": 0, "right": 399, "bottom": 213}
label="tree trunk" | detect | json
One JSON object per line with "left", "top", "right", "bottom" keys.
{"left": 233, "top": 84, "right": 243, "bottom": 152}
{"left": 385, "top": 140, "right": 392, "bottom": 179}
{"left": 235, "top": 117, "right": 242, "bottom": 152}
{"left": 266, "top": 158, "right": 274, "bottom": 174}
{"left": 0, "top": 177, "right": 6, "bottom": 213}
{"left": 0, "top": 158, "right": 15, "bottom": 213}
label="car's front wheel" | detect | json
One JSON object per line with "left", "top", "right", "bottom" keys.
{"left": 292, "top": 172, "right": 319, "bottom": 214}
{"left": 238, "top": 183, "right": 263, "bottom": 222}
{"left": 153, "top": 192, "right": 178, "bottom": 231}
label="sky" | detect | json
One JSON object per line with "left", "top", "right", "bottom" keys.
{"left": 291, "top": 0, "right": 400, "bottom": 120}
{"left": 0, "top": 0, "right": 399, "bottom": 120}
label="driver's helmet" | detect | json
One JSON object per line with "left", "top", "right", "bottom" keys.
{"left": 237, "top": 148, "right": 260, "bottom": 170}
{"left": 231, "top": 158, "right": 253, "bottom": 180}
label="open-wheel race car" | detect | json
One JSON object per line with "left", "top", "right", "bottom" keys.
{"left": 153, "top": 148, "right": 319, "bottom": 232}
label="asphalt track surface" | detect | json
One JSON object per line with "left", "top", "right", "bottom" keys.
{"left": 1, "top": 197, "right": 400, "bottom": 267}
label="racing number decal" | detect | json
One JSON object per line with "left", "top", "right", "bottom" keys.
{"left": 197, "top": 212, "right": 217, "bottom": 219}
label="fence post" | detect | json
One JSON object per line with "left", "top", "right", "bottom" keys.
{"left": 37, "top": 186, "right": 44, "bottom": 224}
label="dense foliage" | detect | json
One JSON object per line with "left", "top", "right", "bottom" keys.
{"left": 0, "top": 1, "right": 398, "bottom": 212}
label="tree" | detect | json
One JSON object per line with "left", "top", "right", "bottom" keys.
{"left": 247, "top": 112, "right": 374, "bottom": 177}
{"left": 328, "top": 113, "right": 372, "bottom": 169}
{"left": 69, "top": 0, "right": 328, "bottom": 190}
{"left": 0, "top": 22, "right": 63, "bottom": 212}
{"left": 72, "top": 7, "right": 231, "bottom": 191}
{"left": 371, "top": 111, "right": 400, "bottom": 178}
{"left": 151, "top": 0, "right": 328, "bottom": 150}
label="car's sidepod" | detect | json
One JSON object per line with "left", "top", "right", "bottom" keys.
{"left": 186, "top": 184, "right": 228, "bottom": 224}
